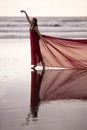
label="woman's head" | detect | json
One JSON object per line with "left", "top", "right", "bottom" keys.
{"left": 31, "top": 17, "right": 38, "bottom": 27}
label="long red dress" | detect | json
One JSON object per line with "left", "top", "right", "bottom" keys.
{"left": 30, "top": 28, "right": 87, "bottom": 69}
{"left": 30, "top": 28, "right": 42, "bottom": 65}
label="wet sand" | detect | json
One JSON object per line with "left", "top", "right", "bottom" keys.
{"left": 0, "top": 40, "right": 87, "bottom": 130}
{"left": 0, "top": 40, "right": 31, "bottom": 130}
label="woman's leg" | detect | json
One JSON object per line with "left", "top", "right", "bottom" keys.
{"left": 41, "top": 60, "right": 45, "bottom": 71}
{"left": 31, "top": 54, "right": 37, "bottom": 69}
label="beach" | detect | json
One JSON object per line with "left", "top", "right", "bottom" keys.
{"left": 0, "top": 39, "right": 31, "bottom": 130}
{"left": 0, "top": 17, "right": 87, "bottom": 130}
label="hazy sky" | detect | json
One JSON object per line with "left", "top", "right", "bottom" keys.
{"left": 0, "top": 0, "right": 87, "bottom": 16}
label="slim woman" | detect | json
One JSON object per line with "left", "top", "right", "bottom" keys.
{"left": 21, "top": 10, "right": 45, "bottom": 70}
{"left": 21, "top": 11, "right": 87, "bottom": 69}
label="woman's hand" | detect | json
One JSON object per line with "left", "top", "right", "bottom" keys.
{"left": 20, "top": 10, "right": 31, "bottom": 25}
{"left": 20, "top": 10, "right": 26, "bottom": 14}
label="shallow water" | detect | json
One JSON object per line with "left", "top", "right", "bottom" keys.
{"left": 0, "top": 40, "right": 87, "bottom": 130}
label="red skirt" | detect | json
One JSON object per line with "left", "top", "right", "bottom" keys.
{"left": 30, "top": 29, "right": 42, "bottom": 65}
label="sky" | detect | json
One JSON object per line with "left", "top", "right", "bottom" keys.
{"left": 0, "top": 0, "right": 87, "bottom": 16}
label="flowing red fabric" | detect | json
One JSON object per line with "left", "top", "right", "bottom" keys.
{"left": 40, "top": 35, "right": 87, "bottom": 69}
{"left": 30, "top": 29, "right": 87, "bottom": 68}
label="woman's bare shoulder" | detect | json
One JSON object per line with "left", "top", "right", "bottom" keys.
{"left": 30, "top": 25, "right": 38, "bottom": 30}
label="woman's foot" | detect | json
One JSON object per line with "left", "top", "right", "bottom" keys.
{"left": 31, "top": 65, "right": 37, "bottom": 70}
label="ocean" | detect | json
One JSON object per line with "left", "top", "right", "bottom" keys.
{"left": 0, "top": 17, "right": 87, "bottom": 130}
{"left": 0, "top": 17, "right": 87, "bottom": 39}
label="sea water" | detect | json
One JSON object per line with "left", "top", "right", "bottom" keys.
{"left": 0, "top": 17, "right": 87, "bottom": 130}
{"left": 0, "top": 17, "right": 87, "bottom": 39}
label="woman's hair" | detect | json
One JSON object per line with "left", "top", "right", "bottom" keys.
{"left": 33, "top": 18, "right": 37, "bottom": 26}
{"left": 31, "top": 17, "right": 38, "bottom": 29}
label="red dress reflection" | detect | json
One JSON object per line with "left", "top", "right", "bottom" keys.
{"left": 30, "top": 69, "right": 87, "bottom": 120}
{"left": 30, "top": 70, "right": 44, "bottom": 117}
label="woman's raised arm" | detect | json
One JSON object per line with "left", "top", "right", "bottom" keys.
{"left": 20, "top": 10, "right": 31, "bottom": 25}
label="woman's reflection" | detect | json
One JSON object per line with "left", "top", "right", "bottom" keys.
{"left": 25, "top": 69, "right": 87, "bottom": 125}
{"left": 30, "top": 69, "right": 44, "bottom": 118}
{"left": 25, "top": 69, "right": 44, "bottom": 124}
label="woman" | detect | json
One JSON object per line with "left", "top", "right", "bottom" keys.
{"left": 21, "top": 10, "right": 45, "bottom": 70}
{"left": 21, "top": 10, "right": 87, "bottom": 69}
